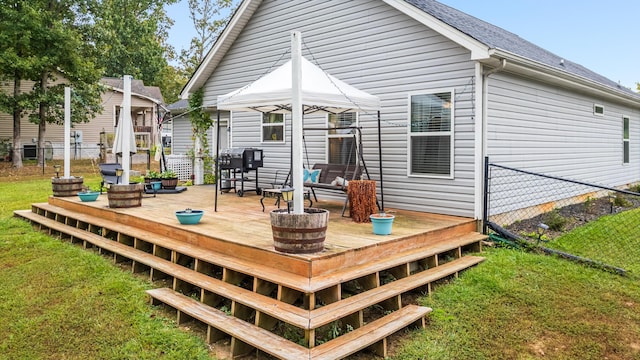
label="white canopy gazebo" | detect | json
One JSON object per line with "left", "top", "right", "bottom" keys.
{"left": 215, "top": 32, "right": 382, "bottom": 213}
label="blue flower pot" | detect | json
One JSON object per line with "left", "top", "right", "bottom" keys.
{"left": 175, "top": 209, "right": 204, "bottom": 225}
{"left": 77, "top": 191, "right": 100, "bottom": 202}
{"left": 150, "top": 181, "right": 162, "bottom": 191}
{"left": 370, "top": 214, "right": 395, "bottom": 235}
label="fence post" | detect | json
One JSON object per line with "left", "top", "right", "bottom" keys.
{"left": 482, "top": 156, "right": 490, "bottom": 234}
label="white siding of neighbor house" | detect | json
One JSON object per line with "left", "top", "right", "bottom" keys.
{"left": 1, "top": 80, "right": 160, "bottom": 161}
{"left": 486, "top": 72, "right": 640, "bottom": 214}
{"left": 200, "top": 0, "right": 478, "bottom": 217}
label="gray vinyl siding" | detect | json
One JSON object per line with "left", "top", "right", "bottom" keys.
{"left": 486, "top": 72, "right": 640, "bottom": 215}
{"left": 173, "top": 112, "right": 228, "bottom": 158}
{"left": 172, "top": 115, "right": 192, "bottom": 156}
{"left": 200, "top": 0, "right": 477, "bottom": 217}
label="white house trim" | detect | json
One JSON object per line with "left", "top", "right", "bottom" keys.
{"left": 383, "top": 0, "right": 490, "bottom": 60}
{"left": 181, "top": 0, "right": 263, "bottom": 99}
{"left": 489, "top": 49, "right": 639, "bottom": 107}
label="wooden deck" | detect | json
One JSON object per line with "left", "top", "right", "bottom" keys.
{"left": 15, "top": 185, "right": 486, "bottom": 359}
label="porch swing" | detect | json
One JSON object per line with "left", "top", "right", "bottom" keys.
{"left": 274, "top": 123, "right": 377, "bottom": 216}
{"left": 302, "top": 126, "right": 377, "bottom": 216}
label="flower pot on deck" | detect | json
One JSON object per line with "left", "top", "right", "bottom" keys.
{"left": 77, "top": 191, "right": 100, "bottom": 202}
{"left": 175, "top": 209, "right": 204, "bottom": 225}
{"left": 370, "top": 213, "right": 395, "bottom": 235}
{"left": 161, "top": 177, "right": 178, "bottom": 190}
{"left": 270, "top": 208, "right": 329, "bottom": 254}
{"left": 51, "top": 176, "right": 84, "bottom": 197}
{"left": 107, "top": 183, "right": 144, "bottom": 208}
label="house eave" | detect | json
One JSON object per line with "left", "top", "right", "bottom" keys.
{"left": 102, "top": 83, "right": 167, "bottom": 111}
{"left": 488, "top": 49, "right": 640, "bottom": 108}
{"left": 383, "top": 0, "right": 490, "bottom": 60}
{"left": 180, "top": 0, "right": 263, "bottom": 100}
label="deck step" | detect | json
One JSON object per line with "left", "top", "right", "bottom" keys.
{"left": 310, "top": 304, "right": 432, "bottom": 360}
{"left": 24, "top": 203, "right": 312, "bottom": 292}
{"left": 309, "top": 255, "right": 484, "bottom": 328}
{"left": 147, "top": 288, "right": 310, "bottom": 360}
{"left": 310, "top": 232, "right": 485, "bottom": 292}
{"left": 15, "top": 210, "right": 310, "bottom": 329}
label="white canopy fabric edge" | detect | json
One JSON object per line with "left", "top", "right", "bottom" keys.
{"left": 217, "top": 57, "right": 380, "bottom": 114}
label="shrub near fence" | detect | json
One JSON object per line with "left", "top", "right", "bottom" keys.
{"left": 485, "top": 160, "right": 640, "bottom": 275}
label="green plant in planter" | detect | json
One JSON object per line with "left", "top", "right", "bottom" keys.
{"left": 145, "top": 170, "right": 161, "bottom": 179}
{"left": 161, "top": 169, "right": 177, "bottom": 179}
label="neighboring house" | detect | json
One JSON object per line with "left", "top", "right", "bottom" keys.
{"left": 0, "top": 77, "right": 166, "bottom": 162}
{"left": 179, "top": 0, "right": 640, "bottom": 220}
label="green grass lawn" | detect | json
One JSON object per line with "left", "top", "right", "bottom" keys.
{"left": 1, "top": 165, "right": 639, "bottom": 359}
{"left": 0, "top": 172, "right": 212, "bottom": 360}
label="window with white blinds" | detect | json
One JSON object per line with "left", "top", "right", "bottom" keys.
{"left": 327, "top": 112, "right": 357, "bottom": 165}
{"left": 623, "top": 116, "right": 630, "bottom": 164}
{"left": 408, "top": 91, "right": 453, "bottom": 177}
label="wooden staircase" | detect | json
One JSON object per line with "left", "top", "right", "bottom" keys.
{"left": 15, "top": 200, "right": 485, "bottom": 360}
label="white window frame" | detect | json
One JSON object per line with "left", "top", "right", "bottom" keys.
{"left": 407, "top": 89, "right": 455, "bottom": 179}
{"left": 623, "top": 115, "right": 630, "bottom": 165}
{"left": 326, "top": 112, "right": 358, "bottom": 165}
{"left": 594, "top": 104, "right": 604, "bottom": 116}
{"left": 260, "top": 113, "right": 285, "bottom": 144}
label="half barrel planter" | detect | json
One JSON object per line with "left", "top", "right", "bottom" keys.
{"left": 270, "top": 208, "right": 329, "bottom": 254}
{"left": 51, "top": 177, "right": 84, "bottom": 197}
{"left": 107, "top": 183, "right": 144, "bottom": 208}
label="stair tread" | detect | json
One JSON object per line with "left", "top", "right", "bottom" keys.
{"left": 310, "top": 304, "right": 432, "bottom": 360}
{"left": 25, "top": 203, "right": 312, "bottom": 292}
{"left": 309, "top": 255, "right": 484, "bottom": 328}
{"left": 309, "top": 232, "right": 485, "bottom": 292}
{"left": 147, "top": 288, "right": 310, "bottom": 360}
{"left": 16, "top": 210, "right": 310, "bottom": 329}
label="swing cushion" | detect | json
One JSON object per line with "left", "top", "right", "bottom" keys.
{"left": 303, "top": 168, "right": 322, "bottom": 184}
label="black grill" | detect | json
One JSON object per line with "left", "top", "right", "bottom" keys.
{"left": 219, "top": 148, "right": 263, "bottom": 171}
{"left": 218, "top": 148, "right": 263, "bottom": 197}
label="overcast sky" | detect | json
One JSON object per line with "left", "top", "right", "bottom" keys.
{"left": 166, "top": 0, "right": 639, "bottom": 90}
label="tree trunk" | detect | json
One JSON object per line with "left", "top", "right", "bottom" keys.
{"left": 12, "top": 76, "right": 22, "bottom": 168}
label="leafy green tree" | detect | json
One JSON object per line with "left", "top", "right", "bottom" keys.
{"left": 0, "top": 0, "right": 102, "bottom": 168}
{"left": 86, "top": 0, "right": 177, "bottom": 87}
{"left": 178, "top": 0, "right": 234, "bottom": 77}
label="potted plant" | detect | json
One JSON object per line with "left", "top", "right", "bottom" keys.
{"left": 370, "top": 211, "right": 395, "bottom": 235}
{"left": 77, "top": 185, "right": 101, "bottom": 202}
{"left": 175, "top": 208, "right": 204, "bottom": 225}
{"left": 144, "top": 170, "right": 161, "bottom": 184}
{"left": 160, "top": 169, "right": 178, "bottom": 190}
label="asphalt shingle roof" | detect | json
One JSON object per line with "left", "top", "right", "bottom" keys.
{"left": 406, "top": 0, "right": 636, "bottom": 96}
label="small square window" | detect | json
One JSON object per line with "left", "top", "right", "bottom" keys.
{"left": 594, "top": 104, "right": 604, "bottom": 116}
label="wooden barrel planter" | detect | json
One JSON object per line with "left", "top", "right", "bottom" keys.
{"left": 51, "top": 177, "right": 84, "bottom": 197}
{"left": 107, "top": 184, "right": 144, "bottom": 208}
{"left": 270, "top": 208, "right": 329, "bottom": 254}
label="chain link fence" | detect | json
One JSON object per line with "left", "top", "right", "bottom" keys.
{"left": 484, "top": 158, "right": 640, "bottom": 276}
{"left": 0, "top": 144, "right": 155, "bottom": 175}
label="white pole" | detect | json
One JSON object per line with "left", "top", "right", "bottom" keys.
{"left": 122, "top": 75, "right": 132, "bottom": 184}
{"left": 64, "top": 87, "right": 71, "bottom": 178}
{"left": 291, "top": 31, "right": 304, "bottom": 214}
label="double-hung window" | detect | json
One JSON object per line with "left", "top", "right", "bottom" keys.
{"left": 623, "top": 116, "right": 630, "bottom": 164}
{"left": 408, "top": 91, "right": 453, "bottom": 177}
{"left": 328, "top": 112, "right": 357, "bottom": 165}
{"left": 262, "top": 113, "right": 284, "bottom": 143}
